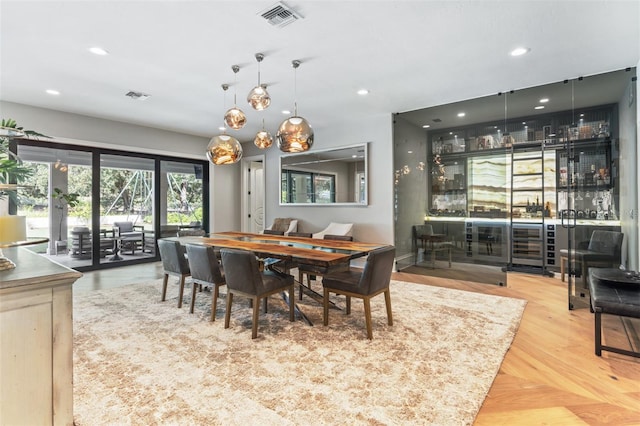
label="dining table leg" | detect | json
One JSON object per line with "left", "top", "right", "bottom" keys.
{"left": 280, "top": 290, "right": 312, "bottom": 326}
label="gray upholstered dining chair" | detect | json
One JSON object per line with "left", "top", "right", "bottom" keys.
{"left": 157, "top": 239, "right": 191, "bottom": 308}
{"left": 297, "top": 234, "right": 353, "bottom": 300}
{"left": 220, "top": 248, "right": 295, "bottom": 339}
{"left": 185, "top": 244, "right": 226, "bottom": 321}
{"left": 287, "top": 232, "right": 312, "bottom": 238}
{"left": 322, "top": 246, "right": 396, "bottom": 339}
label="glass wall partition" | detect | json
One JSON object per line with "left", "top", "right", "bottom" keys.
{"left": 15, "top": 140, "right": 209, "bottom": 271}
{"left": 394, "top": 68, "right": 637, "bottom": 293}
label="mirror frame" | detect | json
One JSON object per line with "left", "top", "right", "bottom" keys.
{"left": 279, "top": 143, "right": 368, "bottom": 206}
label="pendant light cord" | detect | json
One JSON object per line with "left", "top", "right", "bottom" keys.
{"left": 571, "top": 79, "right": 575, "bottom": 126}
{"left": 221, "top": 84, "right": 228, "bottom": 132}
{"left": 258, "top": 60, "right": 261, "bottom": 86}
{"left": 504, "top": 91, "right": 508, "bottom": 134}
{"left": 232, "top": 65, "right": 240, "bottom": 106}
{"left": 292, "top": 60, "right": 301, "bottom": 116}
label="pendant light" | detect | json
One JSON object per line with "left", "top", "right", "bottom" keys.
{"left": 247, "top": 53, "right": 271, "bottom": 111}
{"left": 277, "top": 60, "right": 314, "bottom": 153}
{"left": 254, "top": 118, "right": 273, "bottom": 149}
{"left": 207, "top": 84, "right": 243, "bottom": 165}
{"left": 224, "top": 65, "right": 247, "bottom": 130}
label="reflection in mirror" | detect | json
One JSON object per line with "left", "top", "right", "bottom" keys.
{"left": 279, "top": 143, "right": 368, "bottom": 205}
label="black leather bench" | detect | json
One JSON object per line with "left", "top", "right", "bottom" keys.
{"left": 588, "top": 268, "right": 640, "bottom": 358}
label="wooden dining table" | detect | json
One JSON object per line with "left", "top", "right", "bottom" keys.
{"left": 169, "top": 231, "right": 390, "bottom": 325}
{"left": 172, "top": 231, "right": 387, "bottom": 273}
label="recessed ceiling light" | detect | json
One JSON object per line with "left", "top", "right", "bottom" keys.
{"left": 46, "top": 89, "right": 60, "bottom": 95}
{"left": 89, "top": 46, "right": 109, "bottom": 56}
{"left": 510, "top": 47, "right": 530, "bottom": 57}
{"left": 534, "top": 105, "right": 545, "bottom": 110}
{"left": 357, "top": 89, "right": 369, "bottom": 95}
{"left": 218, "top": 126, "right": 226, "bottom": 131}
{"left": 281, "top": 110, "right": 291, "bottom": 115}
{"left": 457, "top": 112, "right": 465, "bottom": 117}
{"left": 422, "top": 124, "right": 430, "bottom": 128}
{"left": 539, "top": 98, "right": 549, "bottom": 103}
{"left": 407, "top": 150, "right": 413, "bottom": 154}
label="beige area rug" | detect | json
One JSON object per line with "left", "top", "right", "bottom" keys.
{"left": 73, "top": 279, "right": 526, "bottom": 425}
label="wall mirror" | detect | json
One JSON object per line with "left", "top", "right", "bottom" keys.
{"left": 279, "top": 143, "right": 368, "bottom": 206}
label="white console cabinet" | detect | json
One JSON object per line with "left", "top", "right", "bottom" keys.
{"left": 0, "top": 248, "right": 82, "bottom": 425}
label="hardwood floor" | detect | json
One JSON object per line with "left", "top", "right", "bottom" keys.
{"left": 77, "top": 263, "right": 640, "bottom": 424}
{"left": 394, "top": 270, "right": 640, "bottom": 426}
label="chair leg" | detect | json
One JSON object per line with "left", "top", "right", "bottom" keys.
{"left": 210, "top": 285, "right": 219, "bottom": 322}
{"left": 346, "top": 296, "right": 351, "bottom": 315}
{"left": 561, "top": 256, "right": 566, "bottom": 282}
{"left": 363, "top": 297, "right": 373, "bottom": 340}
{"left": 263, "top": 296, "right": 268, "bottom": 313}
{"left": 177, "top": 275, "right": 186, "bottom": 308}
{"left": 595, "top": 309, "right": 602, "bottom": 356}
{"left": 224, "top": 292, "right": 233, "bottom": 329}
{"left": 161, "top": 274, "right": 169, "bottom": 301}
{"left": 448, "top": 248, "right": 452, "bottom": 268}
{"left": 384, "top": 289, "right": 393, "bottom": 326}
{"left": 289, "top": 284, "right": 295, "bottom": 322}
{"left": 298, "top": 270, "right": 304, "bottom": 300}
{"left": 594, "top": 308, "right": 602, "bottom": 356}
{"left": 323, "top": 288, "right": 330, "bottom": 326}
{"left": 190, "top": 282, "right": 197, "bottom": 314}
{"left": 252, "top": 297, "right": 260, "bottom": 339}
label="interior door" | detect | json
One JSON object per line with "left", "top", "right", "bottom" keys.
{"left": 248, "top": 160, "right": 264, "bottom": 233}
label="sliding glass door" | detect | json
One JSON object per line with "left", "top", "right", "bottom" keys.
{"left": 15, "top": 141, "right": 209, "bottom": 271}
{"left": 99, "top": 154, "right": 155, "bottom": 266}
{"left": 16, "top": 145, "right": 93, "bottom": 266}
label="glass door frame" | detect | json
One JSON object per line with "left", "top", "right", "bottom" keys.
{"left": 17, "top": 139, "right": 209, "bottom": 272}
{"left": 561, "top": 139, "right": 582, "bottom": 309}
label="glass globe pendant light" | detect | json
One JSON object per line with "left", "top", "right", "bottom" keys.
{"left": 224, "top": 65, "right": 247, "bottom": 130}
{"left": 207, "top": 134, "right": 243, "bottom": 165}
{"left": 254, "top": 119, "right": 273, "bottom": 149}
{"left": 277, "top": 60, "right": 314, "bottom": 153}
{"left": 207, "top": 84, "right": 243, "bottom": 165}
{"left": 247, "top": 53, "right": 271, "bottom": 111}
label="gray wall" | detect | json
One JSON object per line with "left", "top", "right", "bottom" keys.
{"left": 2, "top": 102, "right": 395, "bottom": 243}
{"left": 242, "top": 113, "right": 395, "bottom": 245}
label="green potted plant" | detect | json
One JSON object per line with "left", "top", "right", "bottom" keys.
{"left": 0, "top": 119, "right": 48, "bottom": 266}
{"left": 53, "top": 187, "right": 80, "bottom": 242}
{"left": 0, "top": 118, "right": 40, "bottom": 202}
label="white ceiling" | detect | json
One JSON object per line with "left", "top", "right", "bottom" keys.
{"left": 1, "top": 1, "right": 638, "bottom": 143}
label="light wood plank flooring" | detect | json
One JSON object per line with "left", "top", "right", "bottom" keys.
{"left": 77, "top": 264, "right": 640, "bottom": 424}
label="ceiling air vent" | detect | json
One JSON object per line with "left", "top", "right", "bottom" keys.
{"left": 125, "top": 91, "right": 150, "bottom": 101}
{"left": 259, "top": 2, "right": 303, "bottom": 28}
